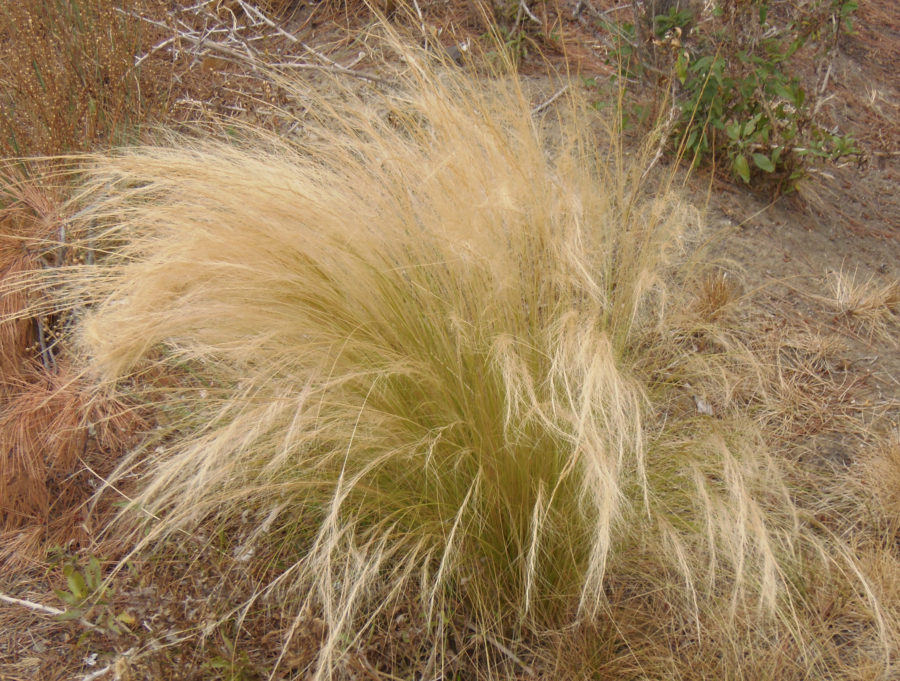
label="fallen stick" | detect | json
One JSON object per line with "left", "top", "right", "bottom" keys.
{"left": 0, "top": 592, "right": 99, "bottom": 629}
{"left": 0, "top": 592, "right": 65, "bottom": 616}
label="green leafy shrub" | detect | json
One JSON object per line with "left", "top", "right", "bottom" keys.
{"left": 50, "top": 550, "right": 136, "bottom": 635}
{"left": 608, "top": 0, "right": 861, "bottom": 190}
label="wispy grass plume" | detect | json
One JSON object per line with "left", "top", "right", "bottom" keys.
{"left": 43, "top": 39, "right": 892, "bottom": 678}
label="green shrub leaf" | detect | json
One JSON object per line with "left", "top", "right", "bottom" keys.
{"left": 675, "top": 51, "right": 689, "bottom": 84}
{"left": 752, "top": 153, "right": 776, "bottom": 173}
{"left": 733, "top": 154, "right": 751, "bottom": 182}
{"left": 55, "top": 608, "right": 84, "bottom": 622}
{"left": 63, "top": 564, "right": 87, "bottom": 601}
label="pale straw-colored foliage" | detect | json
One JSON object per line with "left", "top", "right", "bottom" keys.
{"left": 42, "top": 39, "right": 892, "bottom": 678}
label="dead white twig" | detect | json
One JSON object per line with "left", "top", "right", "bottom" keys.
{"left": 519, "top": 0, "right": 541, "bottom": 24}
{"left": 233, "top": 0, "right": 386, "bottom": 83}
{"left": 531, "top": 85, "right": 569, "bottom": 115}
{"left": 411, "top": 0, "right": 427, "bottom": 38}
{"left": 80, "top": 664, "right": 113, "bottom": 681}
{"left": 133, "top": 36, "right": 175, "bottom": 69}
{"left": 0, "top": 592, "right": 66, "bottom": 617}
{"left": 575, "top": 1, "right": 630, "bottom": 20}
{"left": 0, "top": 592, "right": 99, "bottom": 630}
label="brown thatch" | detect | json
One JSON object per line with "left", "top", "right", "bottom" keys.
{"left": 0, "top": 167, "right": 62, "bottom": 378}
{"left": 0, "top": 363, "right": 142, "bottom": 568}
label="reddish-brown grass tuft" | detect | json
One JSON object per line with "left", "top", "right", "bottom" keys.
{"left": 0, "top": 363, "right": 142, "bottom": 562}
{"left": 0, "top": 167, "right": 65, "bottom": 375}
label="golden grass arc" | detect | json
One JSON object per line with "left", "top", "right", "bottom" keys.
{"left": 36, "top": 39, "right": 895, "bottom": 679}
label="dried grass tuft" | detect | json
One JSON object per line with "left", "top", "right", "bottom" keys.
{"left": 860, "top": 430, "right": 900, "bottom": 531}
{"left": 0, "top": 167, "right": 65, "bottom": 377}
{"left": 27, "top": 34, "right": 897, "bottom": 679}
{"left": 0, "top": 363, "right": 139, "bottom": 558}
{"left": 827, "top": 268, "right": 900, "bottom": 342}
{"left": 691, "top": 269, "right": 742, "bottom": 322}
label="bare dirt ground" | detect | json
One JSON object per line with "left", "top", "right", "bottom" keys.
{"left": 0, "top": 1, "right": 897, "bottom": 679}
{"left": 694, "top": 0, "right": 900, "bottom": 456}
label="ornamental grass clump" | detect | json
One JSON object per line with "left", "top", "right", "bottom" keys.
{"left": 42, "top": 39, "right": 891, "bottom": 678}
